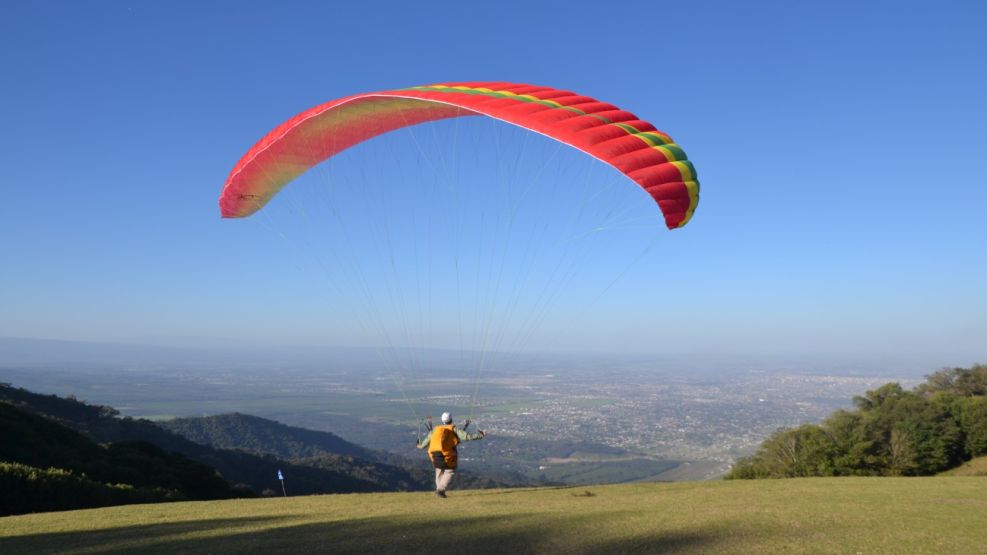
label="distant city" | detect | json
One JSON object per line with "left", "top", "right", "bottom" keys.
{"left": 461, "top": 370, "right": 921, "bottom": 478}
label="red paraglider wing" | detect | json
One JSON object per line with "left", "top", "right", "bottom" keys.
{"left": 220, "top": 82, "right": 699, "bottom": 229}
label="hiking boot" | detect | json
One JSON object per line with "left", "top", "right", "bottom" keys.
{"left": 435, "top": 490, "right": 447, "bottom": 498}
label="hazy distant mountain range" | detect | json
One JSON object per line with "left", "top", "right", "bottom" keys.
{"left": 0, "top": 335, "right": 942, "bottom": 377}
{"left": 0, "top": 335, "right": 392, "bottom": 368}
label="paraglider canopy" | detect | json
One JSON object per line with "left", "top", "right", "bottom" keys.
{"left": 220, "top": 82, "right": 699, "bottom": 229}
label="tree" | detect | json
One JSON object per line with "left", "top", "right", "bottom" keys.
{"left": 886, "top": 428, "right": 918, "bottom": 476}
{"left": 732, "top": 425, "right": 836, "bottom": 478}
{"left": 953, "top": 397, "right": 987, "bottom": 457}
{"left": 729, "top": 365, "right": 986, "bottom": 479}
{"left": 821, "top": 410, "right": 879, "bottom": 475}
{"left": 917, "top": 364, "right": 987, "bottom": 397}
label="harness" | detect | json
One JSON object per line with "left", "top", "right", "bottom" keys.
{"left": 428, "top": 424, "right": 460, "bottom": 469}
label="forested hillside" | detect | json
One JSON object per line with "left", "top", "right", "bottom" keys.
{"left": 160, "top": 413, "right": 372, "bottom": 459}
{"left": 728, "top": 364, "right": 987, "bottom": 478}
{"left": 0, "top": 402, "right": 238, "bottom": 515}
{"left": 0, "top": 383, "right": 518, "bottom": 515}
{"left": 0, "top": 384, "right": 421, "bottom": 515}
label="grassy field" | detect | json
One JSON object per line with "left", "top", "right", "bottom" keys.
{"left": 2, "top": 477, "right": 985, "bottom": 554}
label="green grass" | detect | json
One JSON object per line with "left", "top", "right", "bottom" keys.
{"left": 2, "top": 478, "right": 985, "bottom": 554}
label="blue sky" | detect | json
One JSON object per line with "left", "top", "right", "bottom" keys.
{"left": 1, "top": 1, "right": 984, "bottom": 369}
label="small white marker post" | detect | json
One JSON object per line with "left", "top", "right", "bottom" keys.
{"left": 277, "top": 469, "right": 286, "bottom": 497}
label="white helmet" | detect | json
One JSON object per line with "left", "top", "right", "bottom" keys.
{"left": 441, "top": 412, "right": 452, "bottom": 424}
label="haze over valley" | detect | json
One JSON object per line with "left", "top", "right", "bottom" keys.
{"left": 0, "top": 337, "right": 926, "bottom": 483}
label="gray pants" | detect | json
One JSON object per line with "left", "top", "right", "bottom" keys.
{"left": 435, "top": 468, "right": 456, "bottom": 492}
